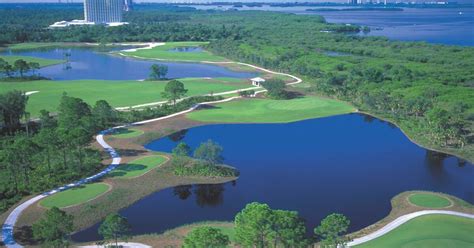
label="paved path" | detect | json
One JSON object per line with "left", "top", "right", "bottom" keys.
{"left": 78, "top": 242, "right": 151, "bottom": 248}
{"left": 347, "top": 210, "right": 474, "bottom": 247}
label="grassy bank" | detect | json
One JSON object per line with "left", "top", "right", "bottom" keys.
{"left": 121, "top": 42, "right": 227, "bottom": 62}
{"left": 0, "top": 55, "right": 63, "bottom": 68}
{"left": 355, "top": 214, "right": 474, "bottom": 248}
{"left": 0, "top": 77, "right": 250, "bottom": 116}
{"left": 187, "top": 96, "right": 356, "bottom": 123}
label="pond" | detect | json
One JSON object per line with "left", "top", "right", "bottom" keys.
{"left": 72, "top": 113, "right": 474, "bottom": 242}
{"left": 1, "top": 47, "right": 257, "bottom": 80}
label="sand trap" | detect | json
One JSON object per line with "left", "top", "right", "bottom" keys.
{"left": 25, "top": 91, "right": 39, "bottom": 96}
{"left": 121, "top": 42, "right": 165, "bottom": 52}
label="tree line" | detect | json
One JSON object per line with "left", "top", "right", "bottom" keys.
{"left": 0, "top": 58, "right": 42, "bottom": 80}
{"left": 33, "top": 202, "right": 351, "bottom": 248}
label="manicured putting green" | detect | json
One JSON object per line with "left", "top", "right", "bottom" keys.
{"left": 355, "top": 214, "right": 474, "bottom": 248}
{"left": 187, "top": 96, "right": 355, "bottom": 123}
{"left": 408, "top": 193, "right": 451, "bottom": 208}
{"left": 123, "top": 42, "right": 226, "bottom": 62}
{"left": 39, "top": 183, "right": 110, "bottom": 208}
{"left": 0, "top": 77, "right": 249, "bottom": 117}
{"left": 110, "top": 128, "right": 144, "bottom": 139}
{"left": 109, "top": 155, "right": 167, "bottom": 178}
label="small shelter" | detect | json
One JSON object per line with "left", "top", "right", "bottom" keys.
{"left": 251, "top": 77, "right": 266, "bottom": 87}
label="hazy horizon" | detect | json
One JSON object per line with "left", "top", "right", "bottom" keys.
{"left": 1, "top": 0, "right": 473, "bottom": 4}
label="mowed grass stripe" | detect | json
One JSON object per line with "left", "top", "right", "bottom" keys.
{"left": 0, "top": 78, "right": 249, "bottom": 117}
{"left": 39, "top": 183, "right": 110, "bottom": 209}
{"left": 109, "top": 155, "right": 167, "bottom": 179}
{"left": 408, "top": 193, "right": 452, "bottom": 208}
{"left": 187, "top": 96, "right": 356, "bottom": 123}
{"left": 123, "top": 42, "right": 226, "bottom": 62}
{"left": 355, "top": 214, "right": 474, "bottom": 248}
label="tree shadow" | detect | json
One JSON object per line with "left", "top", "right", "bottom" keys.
{"left": 115, "top": 149, "right": 148, "bottom": 157}
{"left": 108, "top": 163, "right": 147, "bottom": 177}
{"left": 196, "top": 104, "right": 222, "bottom": 110}
{"left": 14, "top": 226, "right": 38, "bottom": 246}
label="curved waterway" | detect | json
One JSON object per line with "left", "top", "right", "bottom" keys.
{"left": 73, "top": 113, "right": 474, "bottom": 242}
{"left": 2, "top": 47, "right": 256, "bottom": 80}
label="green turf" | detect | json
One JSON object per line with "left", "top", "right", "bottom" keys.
{"left": 408, "top": 193, "right": 452, "bottom": 208}
{"left": 39, "top": 183, "right": 110, "bottom": 208}
{"left": 109, "top": 155, "right": 167, "bottom": 178}
{"left": 110, "top": 128, "right": 144, "bottom": 139}
{"left": 0, "top": 55, "right": 63, "bottom": 67}
{"left": 187, "top": 96, "right": 355, "bottom": 123}
{"left": 122, "top": 42, "right": 227, "bottom": 62}
{"left": 0, "top": 77, "right": 250, "bottom": 117}
{"left": 6, "top": 42, "right": 63, "bottom": 51}
{"left": 355, "top": 214, "right": 474, "bottom": 248}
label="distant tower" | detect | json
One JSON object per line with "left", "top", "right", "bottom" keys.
{"left": 124, "top": 0, "right": 133, "bottom": 12}
{"left": 84, "top": 0, "right": 124, "bottom": 24}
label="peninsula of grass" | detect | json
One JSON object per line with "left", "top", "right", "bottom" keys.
{"left": 122, "top": 42, "right": 227, "bottom": 62}
{"left": 0, "top": 77, "right": 250, "bottom": 116}
{"left": 6, "top": 42, "right": 65, "bottom": 51}
{"left": 0, "top": 55, "right": 63, "bottom": 68}
{"left": 39, "top": 183, "right": 110, "bottom": 209}
{"left": 355, "top": 214, "right": 474, "bottom": 248}
{"left": 408, "top": 193, "right": 452, "bottom": 208}
{"left": 187, "top": 96, "right": 356, "bottom": 123}
{"left": 110, "top": 128, "right": 144, "bottom": 139}
{"left": 109, "top": 155, "right": 167, "bottom": 178}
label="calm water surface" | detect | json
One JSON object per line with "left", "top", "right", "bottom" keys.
{"left": 1, "top": 48, "right": 256, "bottom": 80}
{"left": 189, "top": 5, "right": 474, "bottom": 46}
{"left": 73, "top": 113, "right": 474, "bottom": 241}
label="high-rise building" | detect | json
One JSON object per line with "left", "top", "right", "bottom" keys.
{"left": 124, "top": 0, "right": 133, "bottom": 12}
{"left": 84, "top": 0, "right": 124, "bottom": 24}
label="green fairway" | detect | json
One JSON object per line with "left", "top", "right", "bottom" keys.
{"left": 0, "top": 55, "right": 63, "bottom": 67}
{"left": 109, "top": 155, "right": 167, "bottom": 178}
{"left": 0, "top": 78, "right": 250, "bottom": 116}
{"left": 408, "top": 193, "right": 452, "bottom": 208}
{"left": 355, "top": 214, "right": 474, "bottom": 248}
{"left": 110, "top": 128, "right": 144, "bottom": 139}
{"left": 122, "top": 42, "right": 227, "bottom": 62}
{"left": 187, "top": 96, "right": 355, "bottom": 123}
{"left": 39, "top": 183, "right": 110, "bottom": 208}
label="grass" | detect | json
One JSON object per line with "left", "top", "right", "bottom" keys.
{"left": 6, "top": 42, "right": 65, "bottom": 51}
{"left": 0, "top": 77, "right": 250, "bottom": 116}
{"left": 39, "top": 183, "right": 110, "bottom": 209}
{"left": 187, "top": 96, "right": 356, "bottom": 123}
{"left": 355, "top": 214, "right": 474, "bottom": 248}
{"left": 110, "top": 128, "right": 145, "bottom": 139}
{"left": 122, "top": 42, "right": 227, "bottom": 62}
{"left": 0, "top": 55, "right": 63, "bottom": 67}
{"left": 408, "top": 193, "right": 452, "bottom": 208}
{"left": 109, "top": 155, "right": 167, "bottom": 178}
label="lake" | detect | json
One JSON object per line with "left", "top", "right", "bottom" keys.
{"left": 188, "top": 5, "right": 474, "bottom": 46}
{"left": 72, "top": 113, "right": 474, "bottom": 242}
{"left": 1, "top": 47, "right": 257, "bottom": 80}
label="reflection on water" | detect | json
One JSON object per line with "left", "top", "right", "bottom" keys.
{"left": 73, "top": 113, "right": 474, "bottom": 242}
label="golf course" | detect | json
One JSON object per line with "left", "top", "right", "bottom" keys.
{"left": 355, "top": 214, "right": 474, "bottom": 248}
{"left": 39, "top": 183, "right": 111, "bottom": 209}
{"left": 187, "top": 96, "right": 356, "bottom": 123}
{"left": 0, "top": 77, "right": 251, "bottom": 116}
